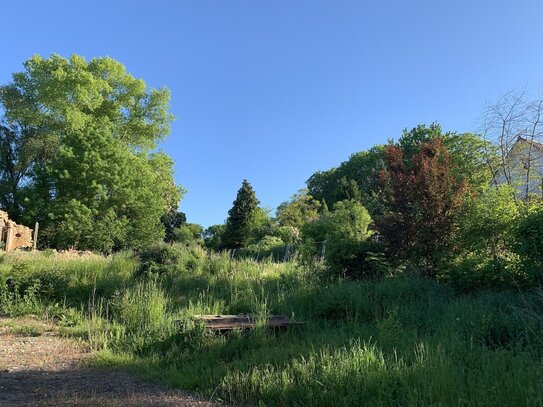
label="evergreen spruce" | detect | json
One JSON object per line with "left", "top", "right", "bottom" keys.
{"left": 222, "top": 179, "right": 260, "bottom": 249}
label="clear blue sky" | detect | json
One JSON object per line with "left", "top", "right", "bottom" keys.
{"left": 2, "top": 1, "right": 542, "bottom": 227}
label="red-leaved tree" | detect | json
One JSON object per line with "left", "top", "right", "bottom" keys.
{"left": 376, "top": 138, "right": 467, "bottom": 275}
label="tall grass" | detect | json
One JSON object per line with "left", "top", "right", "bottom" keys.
{"left": 1, "top": 246, "right": 542, "bottom": 406}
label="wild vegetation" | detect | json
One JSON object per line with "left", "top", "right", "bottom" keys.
{"left": 1, "top": 248, "right": 542, "bottom": 406}
{"left": 1, "top": 55, "right": 543, "bottom": 405}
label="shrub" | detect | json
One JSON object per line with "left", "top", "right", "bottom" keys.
{"left": 442, "top": 252, "right": 526, "bottom": 291}
{"left": 0, "top": 277, "right": 43, "bottom": 316}
{"left": 137, "top": 243, "right": 184, "bottom": 275}
{"left": 443, "top": 185, "right": 526, "bottom": 290}
{"left": 326, "top": 240, "right": 388, "bottom": 280}
{"left": 325, "top": 200, "right": 381, "bottom": 279}
{"left": 515, "top": 204, "right": 543, "bottom": 283}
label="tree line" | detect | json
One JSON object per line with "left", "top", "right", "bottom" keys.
{"left": 1, "top": 54, "right": 542, "bottom": 290}
{"left": 202, "top": 122, "right": 543, "bottom": 289}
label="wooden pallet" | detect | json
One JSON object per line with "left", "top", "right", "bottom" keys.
{"left": 192, "top": 314, "right": 305, "bottom": 333}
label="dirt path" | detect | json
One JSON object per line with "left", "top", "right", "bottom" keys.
{"left": 0, "top": 318, "right": 225, "bottom": 407}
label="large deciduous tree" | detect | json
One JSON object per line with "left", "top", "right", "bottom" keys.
{"left": 0, "top": 54, "right": 182, "bottom": 251}
{"left": 306, "top": 146, "right": 385, "bottom": 215}
{"left": 306, "top": 124, "right": 492, "bottom": 219}
{"left": 376, "top": 137, "right": 467, "bottom": 275}
{"left": 397, "top": 123, "right": 493, "bottom": 191}
{"left": 222, "top": 179, "right": 260, "bottom": 249}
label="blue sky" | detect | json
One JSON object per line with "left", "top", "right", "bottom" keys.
{"left": 2, "top": 1, "right": 543, "bottom": 227}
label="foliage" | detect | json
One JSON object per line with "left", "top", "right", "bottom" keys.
{"left": 397, "top": 123, "right": 493, "bottom": 190}
{"left": 237, "top": 235, "right": 289, "bottom": 261}
{"left": 138, "top": 243, "right": 184, "bottom": 275}
{"left": 455, "top": 185, "right": 519, "bottom": 258}
{"left": 0, "top": 54, "right": 182, "bottom": 251}
{"left": 203, "top": 224, "right": 226, "bottom": 252}
{"left": 174, "top": 223, "right": 204, "bottom": 246}
{"left": 246, "top": 207, "right": 278, "bottom": 245}
{"left": 276, "top": 189, "right": 321, "bottom": 243}
{"left": 306, "top": 125, "right": 492, "bottom": 220}
{"left": 324, "top": 200, "right": 384, "bottom": 279}
{"left": 0, "top": 277, "right": 43, "bottom": 316}
{"left": 299, "top": 200, "right": 383, "bottom": 279}
{"left": 441, "top": 185, "right": 526, "bottom": 290}
{"left": 299, "top": 204, "right": 330, "bottom": 260}
{"left": 222, "top": 179, "right": 260, "bottom": 249}
{"left": 0, "top": 124, "right": 31, "bottom": 220}
{"left": 376, "top": 137, "right": 467, "bottom": 275}
{"left": 306, "top": 146, "right": 385, "bottom": 215}
{"left": 161, "top": 211, "right": 187, "bottom": 243}
{"left": 515, "top": 204, "right": 543, "bottom": 282}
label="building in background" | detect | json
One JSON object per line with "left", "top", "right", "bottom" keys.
{"left": 492, "top": 136, "right": 543, "bottom": 199}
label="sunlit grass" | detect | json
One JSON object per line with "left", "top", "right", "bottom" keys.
{"left": 1, "top": 246, "right": 542, "bottom": 406}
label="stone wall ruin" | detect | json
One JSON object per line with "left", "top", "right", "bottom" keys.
{"left": 0, "top": 210, "right": 33, "bottom": 252}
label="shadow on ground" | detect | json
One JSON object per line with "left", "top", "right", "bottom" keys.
{"left": 0, "top": 367, "right": 219, "bottom": 407}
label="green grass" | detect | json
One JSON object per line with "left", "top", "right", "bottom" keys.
{"left": 1, "top": 246, "right": 542, "bottom": 406}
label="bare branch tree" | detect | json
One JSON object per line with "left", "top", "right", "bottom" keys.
{"left": 523, "top": 90, "right": 543, "bottom": 199}
{"left": 481, "top": 87, "right": 543, "bottom": 199}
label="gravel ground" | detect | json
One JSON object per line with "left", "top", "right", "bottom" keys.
{"left": 0, "top": 318, "right": 228, "bottom": 407}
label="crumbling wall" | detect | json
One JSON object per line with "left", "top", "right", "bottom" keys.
{"left": 0, "top": 210, "right": 8, "bottom": 248}
{"left": 0, "top": 210, "right": 33, "bottom": 251}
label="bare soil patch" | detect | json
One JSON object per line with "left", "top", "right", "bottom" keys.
{"left": 0, "top": 318, "right": 226, "bottom": 407}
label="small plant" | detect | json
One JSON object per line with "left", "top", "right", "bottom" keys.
{"left": 0, "top": 277, "right": 43, "bottom": 316}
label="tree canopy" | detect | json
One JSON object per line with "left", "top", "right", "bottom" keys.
{"left": 0, "top": 54, "right": 182, "bottom": 251}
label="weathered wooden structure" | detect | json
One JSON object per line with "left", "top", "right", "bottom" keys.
{"left": 191, "top": 314, "right": 306, "bottom": 333}
{"left": 0, "top": 210, "right": 34, "bottom": 252}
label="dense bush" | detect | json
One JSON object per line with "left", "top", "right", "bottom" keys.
{"left": 137, "top": 243, "right": 184, "bottom": 275}
{"left": 300, "top": 200, "right": 384, "bottom": 279}
{"left": 442, "top": 185, "right": 528, "bottom": 290}
{"left": 515, "top": 204, "right": 543, "bottom": 282}
{"left": 326, "top": 240, "right": 388, "bottom": 280}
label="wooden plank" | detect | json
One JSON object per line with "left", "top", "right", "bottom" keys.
{"left": 186, "top": 314, "right": 306, "bottom": 333}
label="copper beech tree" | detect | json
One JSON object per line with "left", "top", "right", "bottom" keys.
{"left": 376, "top": 138, "right": 467, "bottom": 275}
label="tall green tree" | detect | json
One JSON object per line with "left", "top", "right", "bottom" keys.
{"left": 222, "top": 179, "right": 260, "bottom": 249}
{"left": 0, "top": 54, "right": 182, "bottom": 251}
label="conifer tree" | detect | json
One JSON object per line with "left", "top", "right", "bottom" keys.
{"left": 222, "top": 179, "right": 260, "bottom": 249}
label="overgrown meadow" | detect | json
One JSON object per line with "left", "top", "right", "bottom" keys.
{"left": 1, "top": 246, "right": 542, "bottom": 406}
